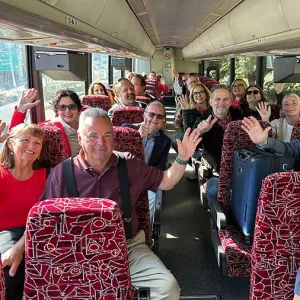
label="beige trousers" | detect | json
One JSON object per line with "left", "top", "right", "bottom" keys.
{"left": 127, "top": 230, "right": 180, "bottom": 300}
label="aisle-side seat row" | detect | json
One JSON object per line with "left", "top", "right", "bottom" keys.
{"left": 209, "top": 120, "right": 300, "bottom": 299}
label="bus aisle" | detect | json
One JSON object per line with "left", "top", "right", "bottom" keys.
{"left": 158, "top": 104, "right": 250, "bottom": 299}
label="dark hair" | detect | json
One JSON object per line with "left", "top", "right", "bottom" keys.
{"left": 88, "top": 82, "right": 108, "bottom": 96}
{"left": 245, "top": 85, "right": 267, "bottom": 103}
{"left": 132, "top": 74, "right": 146, "bottom": 87}
{"left": 50, "top": 89, "right": 82, "bottom": 116}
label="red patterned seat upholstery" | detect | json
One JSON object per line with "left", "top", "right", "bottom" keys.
{"left": 212, "top": 120, "right": 272, "bottom": 277}
{"left": 39, "top": 121, "right": 70, "bottom": 168}
{"left": 0, "top": 254, "right": 5, "bottom": 300}
{"left": 135, "top": 96, "right": 151, "bottom": 105}
{"left": 82, "top": 95, "right": 111, "bottom": 112}
{"left": 291, "top": 120, "right": 300, "bottom": 140}
{"left": 145, "top": 80, "right": 160, "bottom": 99}
{"left": 113, "top": 126, "right": 150, "bottom": 243}
{"left": 24, "top": 198, "right": 132, "bottom": 299}
{"left": 112, "top": 107, "right": 144, "bottom": 126}
{"left": 250, "top": 172, "right": 300, "bottom": 300}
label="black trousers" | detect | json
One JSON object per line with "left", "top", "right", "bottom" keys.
{"left": 0, "top": 227, "right": 25, "bottom": 300}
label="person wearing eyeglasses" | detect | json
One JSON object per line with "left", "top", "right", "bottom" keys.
{"left": 239, "top": 85, "right": 268, "bottom": 119}
{"left": 9, "top": 89, "right": 82, "bottom": 157}
{"left": 230, "top": 79, "right": 247, "bottom": 107}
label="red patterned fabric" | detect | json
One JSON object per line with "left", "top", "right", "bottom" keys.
{"left": 216, "top": 120, "right": 271, "bottom": 277}
{"left": 24, "top": 198, "right": 132, "bottom": 300}
{"left": 113, "top": 126, "right": 150, "bottom": 242}
{"left": 291, "top": 121, "right": 300, "bottom": 140}
{"left": 145, "top": 80, "right": 160, "bottom": 99}
{"left": 39, "top": 121, "right": 70, "bottom": 168}
{"left": 135, "top": 96, "right": 151, "bottom": 105}
{"left": 82, "top": 95, "right": 111, "bottom": 112}
{"left": 250, "top": 172, "right": 300, "bottom": 300}
{"left": 0, "top": 253, "right": 5, "bottom": 300}
{"left": 112, "top": 107, "right": 145, "bottom": 126}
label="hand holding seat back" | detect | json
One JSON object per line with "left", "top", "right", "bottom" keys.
{"left": 250, "top": 172, "right": 300, "bottom": 300}
{"left": 113, "top": 126, "right": 151, "bottom": 243}
{"left": 82, "top": 95, "right": 111, "bottom": 112}
{"left": 112, "top": 107, "right": 144, "bottom": 126}
{"left": 24, "top": 197, "right": 133, "bottom": 300}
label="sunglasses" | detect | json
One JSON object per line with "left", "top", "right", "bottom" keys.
{"left": 246, "top": 90, "right": 260, "bottom": 95}
{"left": 147, "top": 112, "right": 165, "bottom": 120}
{"left": 57, "top": 104, "right": 78, "bottom": 111}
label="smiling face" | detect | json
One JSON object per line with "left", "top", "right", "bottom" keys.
{"left": 115, "top": 80, "right": 136, "bottom": 106}
{"left": 57, "top": 96, "right": 80, "bottom": 126}
{"left": 210, "top": 88, "right": 231, "bottom": 119}
{"left": 191, "top": 85, "right": 208, "bottom": 108}
{"left": 9, "top": 132, "right": 43, "bottom": 165}
{"left": 93, "top": 84, "right": 106, "bottom": 95}
{"left": 144, "top": 103, "right": 166, "bottom": 135}
{"left": 232, "top": 80, "right": 246, "bottom": 98}
{"left": 282, "top": 95, "right": 300, "bottom": 117}
{"left": 246, "top": 87, "right": 261, "bottom": 104}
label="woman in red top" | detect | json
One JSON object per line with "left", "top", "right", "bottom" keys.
{"left": 231, "top": 79, "right": 247, "bottom": 107}
{"left": 0, "top": 122, "right": 46, "bottom": 300}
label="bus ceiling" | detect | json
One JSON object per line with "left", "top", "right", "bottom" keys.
{"left": 0, "top": 0, "right": 300, "bottom": 61}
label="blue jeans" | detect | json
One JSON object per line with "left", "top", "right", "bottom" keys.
{"left": 206, "top": 177, "right": 219, "bottom": 204}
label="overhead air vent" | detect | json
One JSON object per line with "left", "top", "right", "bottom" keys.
{"left": 35, "top": 49, "right": 87, "bottom": 81}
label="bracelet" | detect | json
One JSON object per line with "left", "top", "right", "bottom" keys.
{"left": 175, "top": 156, "right": 189, "bottom": 165}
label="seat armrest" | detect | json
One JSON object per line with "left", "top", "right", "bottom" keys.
{"left": 211, "top": 199, "right": 227, "bottom": 230}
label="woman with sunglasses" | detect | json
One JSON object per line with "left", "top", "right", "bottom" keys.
{"left": 240, "top": 85, "right": 268, "bottom": 119}
{"left": 9, "top": 89, "right": 82, "bottom": 157}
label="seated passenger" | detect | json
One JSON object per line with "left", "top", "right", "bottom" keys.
{"left": 241, "top": 116, "right": 300, "bottom": 170}
{"left": 239, "top": 85, "right": 268, "bottom": 119}
{"left": 10, "top": 89, "right": 82, "bottom": 156}
{"left": 126, "top": 71, "right": 136, "bottom": 81}
{"left": 173, "top": 70, "right": 189, "bottom": 96}
{"left": 0, "top": 123, "right": 46, "bottom": 300}
{"left": 41, "top": 107, "right": 201, "bottom": 300}
{"left": 156, "top": 75, "right": 169, "bottom": 94}
{"left": 137, "top": 101, "right": 171, "bottom": 225}
{"left": 294, "top": 268, "right": 300, "bottom": 300}
{"left": 230, "top": 79, "right": 247, "bottom": 107}
{"left": 256, "top": 93, "right": 300, "bottom": 142}
{"left": 108, "top": 78, "right": 141, "bottom": 117}
{"left": 194, "top": 85, "right": 243, "bottom": 203}
{"left": 88, "top": 81, "right": 116, "bottom": 105}
{"left": 131, "top": 74, "right": 148, "bottom": 97}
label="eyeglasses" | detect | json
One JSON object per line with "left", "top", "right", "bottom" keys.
{"left": 246, "top": 90, "right": 260, "bottom": 95}
{"left": 57, "top": 104, "right": 78, "bottom": 111}
{"left": 147, "top": 112, "right": 165, "bottom": 120}
{"left": 193, "top": 91, "right": 206, "bottom": 97}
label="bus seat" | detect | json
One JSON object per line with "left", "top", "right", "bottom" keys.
{"left": 291, "top": 120, "right": 300, "bottom": 140}
{"left": 39, "top": 121, "right": 70, "bottom": 168}
{"left": 24, "top": 198, "right": 133, "bottom": 299}
{"left": 135, "top": 96, "right": 151, "bottom": 105}
{"left": 250, "top": 172, "right": 300, "bottom": 299}
{"left": 211, "top": 120, "right": 272, "bottom": 277}
{"left": 113, "top": 126, "right": 152, "bottom": 245}
{"left": 82, "top": 95, "right": 111, "bottom": 112}
{"left": 0, "top": 254, "right": 5, "bottom": 300}
{"left": 145, "top": 80, "right": 160, "bottom": 99}
{"left": 112, "top": 107, "right": 144, "bottom": 126}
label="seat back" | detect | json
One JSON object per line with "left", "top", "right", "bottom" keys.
{"left": 82, "top": 95, "right": 111, "bottom": 112}
{"left": 218, "top": 120, "right": 271, "bottom": 213}
{"left": 145, "top": 80, "right": 160, "bottom": 99}
{"left": 24, "top": 197, "right": 132, "bottom": 300}
{"left": 0, "top": 254, "right": 5, "bottom": 300}
{"left": 291, "top": 120, "right": 300, "bottom": 140}
{"left": 39, "top": 121, "right": 70, "bottom": 168}
{"left": 135, "top": 96, "right": 151, "bottom": 105}
{"left": 270, "top": 104, "right": 281, "bottom": 121}
{"left": 112, "top": 107, "right": 144, "bottom": 126}
{"left": 250, "top": 172, "right": 300, "bottom": 300}
{"left": 113, "top": 126, "right": 150, "bottom": 242}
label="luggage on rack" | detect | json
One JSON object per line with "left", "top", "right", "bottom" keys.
{"left": 230, "top": 148, "right": 294, "bottom": 244}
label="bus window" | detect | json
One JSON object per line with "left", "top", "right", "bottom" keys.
{"left": 0, "top": 42, "right": 29, "bottom": 129}
{"left": 113, "top": 68, "right": 121, "bottom": 84}
{"left": 133, "top": 58, "right": 150, "bottom": 75}
{"left": 219, "top": 58, "right": 230, "bottom": 85}
{"left": 42, "top": 74, "right": 85, "bottom": 120}
{"left": 235, "top": 57, "right": 256, "bottom": 86}
{"left": 92, "top": 53, "right": 109, "bottom": 87}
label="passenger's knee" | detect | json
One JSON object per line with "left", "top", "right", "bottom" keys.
{"left": 154, "top": 273, "right": 180, "bottom": 300}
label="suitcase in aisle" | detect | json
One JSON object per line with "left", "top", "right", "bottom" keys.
{"left": 230, "top": 148, "right": 294, "bottom": 244}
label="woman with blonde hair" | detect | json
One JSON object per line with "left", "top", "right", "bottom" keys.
{"left": 88, "top": 81, "right": 116, "bottom": 105}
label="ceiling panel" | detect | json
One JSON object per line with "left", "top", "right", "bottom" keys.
{"left": 127, "top": 0, "right": 242, "bottom": 48}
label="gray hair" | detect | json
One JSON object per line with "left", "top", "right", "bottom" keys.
{"left": 282, "top": 93, "right": 300, "bottom": 103}
{"left": 78, "top": 107, "right": 111, "bottom": 132}
{"left": 145, "top": 101, "right": 166, "bottom": 116}
{"left": 210, "top": 84, "right": 231, "bottom": 99}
